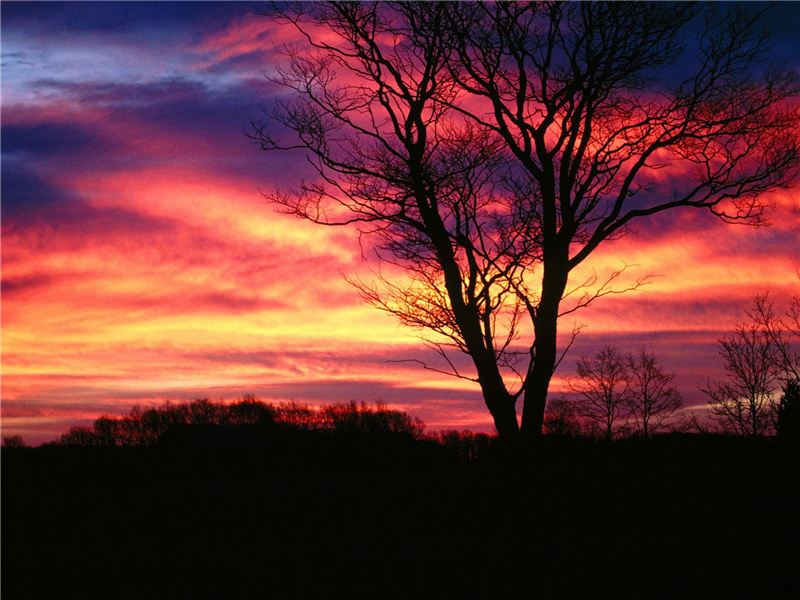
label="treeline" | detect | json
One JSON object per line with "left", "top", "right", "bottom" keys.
{"left": 54, "top": 396, "right": 426, "bottom": 447}
{"left": 548, "top": 293, "right": 800, "bottom": 441}
{"left": 48, "top": 397, "right": 503, "bottom": 464}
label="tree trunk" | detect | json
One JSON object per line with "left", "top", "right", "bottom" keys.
{"left": 485, "top": 391, "right": 520, "bottom": 441}
{"left": 420, "top": 205, "right": 521, "bottom": 443}
{"left": 520, "top": 257, "right": 569, "bottom": 444}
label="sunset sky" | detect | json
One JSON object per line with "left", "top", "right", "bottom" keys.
{"left": 2, "top": 1, "right": 799, "bottom": 445}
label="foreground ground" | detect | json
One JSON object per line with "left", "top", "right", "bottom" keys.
{"left": 3, "top": 438, "right": 799, "bottom": 598}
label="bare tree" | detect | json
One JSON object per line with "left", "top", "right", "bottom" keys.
{"left": 702, "top": 323, "right": 779, "bottom": 436}
{"left": 747, "top": 292, "right": 800, "bottom": 382}
{"left": 542, "top": 397, "right": 580, "bottom": 438}
{"left": 441, "top": 1, "right": 800, "bottom": 440}
{"left": 729, "top": 292, "right": 800, "bottom": 438}
{"left": 188, "top": 398, "right": 228, "bottom": 425}
{"left": 625, "top": 348, "right": 682, "bottom": 439}
{"left": 93, "top": 415, "right": 123, "bottom": 447}
{"left": 228, "top": 394, "right": 277, "bottom": 425}
{"left": 249, "top": 2, "right": 800, "bottom": 446}
{"left": 122, "top": 401, "right": 189, "bottom": 446}
{"left": 567, "top": 346, "right": 630, "bottom": 441}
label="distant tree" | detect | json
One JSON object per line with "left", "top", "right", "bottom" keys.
{"left": 542, "top": 398, "right": 580, "bottom": 438}
{"left": 321, "top": 401, "right": 425, "bottom": 438}
{"left": 93, "top": 415, "right": 123, "bottom": 447}
{"left": 748, "top": 292, "right": 800, "bottom": 382}
{"left": 322, "top": 401, "right": 369, "bottom": 436}
{"left": 52, "top": 396, "right": 429, "bottom": 448}
{"left": 275, "top": 401, "right": 319, "bottom": 430}
{"left": 119, "top": 411, "right": 147, "bottom": 446}
{"left": 373, "top": 403, "right": 426, "bottom": 439}
{"left": 60, "top": 425, "right": 99, "bottom": 447}
{"left": 568, "top": 346, "right": 630, "bottom": 441}
{"left": 251, "top": 1, "right": 800, "bottom": 448}
{"left": 672, "top": 412, "right": 712, "bottom": 436}
{"left": 122, "top": 401, "right": 190, "bottom": 446}
{"left": 2, "top": 435, "right": 27, "bottom": 449}
{"left": 189, "top": 398, "right": 227, "bottom": 425}
{"left": 436, "top": 430, "right": 495, "bottom": 463}
{"left": 775, "top": 379, "right": 800, "bottom": 440}
{"left": 228, "top": 394, "right": 276, "bottom": 425}
{"left": 625, "top": 348, "right": 683, "bottom": 439}
{"left": 702, "top": 322, "right": 779, "bottom": 436}
{"left": 135, "top": 407, "right": 164, "bottom": 445}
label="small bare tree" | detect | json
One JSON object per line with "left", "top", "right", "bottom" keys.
{"left": 748, "top": 292, "right": 800, "bottom": 382}
{"left": 702, "top": 323, "right": 779, "bottom": 436}
{"left": 568, "top": 346, "right": 630, "bottom": 441}
{"left": 737, "top": 292, "right": 800, "bottom": 438}
{"left": 626, "top": 348, "right": 682, "bottom": 439}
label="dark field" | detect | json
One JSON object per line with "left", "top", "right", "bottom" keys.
{"left": 3, "top": 439, "right": 799, "bottom": 598}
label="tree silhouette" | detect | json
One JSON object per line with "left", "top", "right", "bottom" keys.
{"left": 625, "top": 348, "right": 683, "bottom": 439}
{"left": 91, "top": 415, "right": 124, "bottom": 446}
{"left": 188, "top": 398, "right": 228, "bottom": 425}
{"left": 775, "top": 379, "right": 800, "bottom": 440}
{"left": 703, "top": 294, "right": 800, "bottom": 437}
{"left": 567, "top": 345, "right": 631, "bottom": 441}
{"left": 228, "top": 394, "right": 277, "bottom": 425}
{"left": 322, "top": 400, "right": 425, "bottom": 438}
{"left": 435, "top": 429, "right": 496, "bottom": 463}
{"left": 49, "top": 397, "right": 426, "bottom": 448}
{"left": 122, "top": 402, "right": 190, "bottom": 446}
{"left": 2, "top": 435, "right": 27, "bottom": 449}
{"left": 60, "top": 425, "right": 100, "bottom": 447}
{"left": 745, "top": 292, "right": 800, "bottom": 439}
{"left": 250, "top": 2, "right": 800, "bottom": 446}
{"left": 702, "top": 322, "right": 779, "bottom": 436}
{"left": 748, "top": 292, "right": 800, "bottom": 383}
{"left": 542, "top": 397, "right": 580, "bottom": 438}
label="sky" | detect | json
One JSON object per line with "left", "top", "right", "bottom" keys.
{"left": 2, "top": 1, "right": 799, "bottom": 445}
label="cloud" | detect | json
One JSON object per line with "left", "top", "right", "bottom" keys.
{"left": 195, "top": 13, "right": 282, "bottom": 65}
{"left": 1, "top": 273, "right": 67, "bottom": 298}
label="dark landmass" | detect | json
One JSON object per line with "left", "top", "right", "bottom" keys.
{"left": 3, "top": 435, "right": 798, "bottom": 598}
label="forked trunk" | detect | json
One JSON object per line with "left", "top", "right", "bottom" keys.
{"left": 485, "top": 391, "right": 520, "bottom": 441}
{"left": 520, "top": 258, "right": 569, "bottom": 444}
{"left": 520, "top": 319, "right": 557, "bottom": 443}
